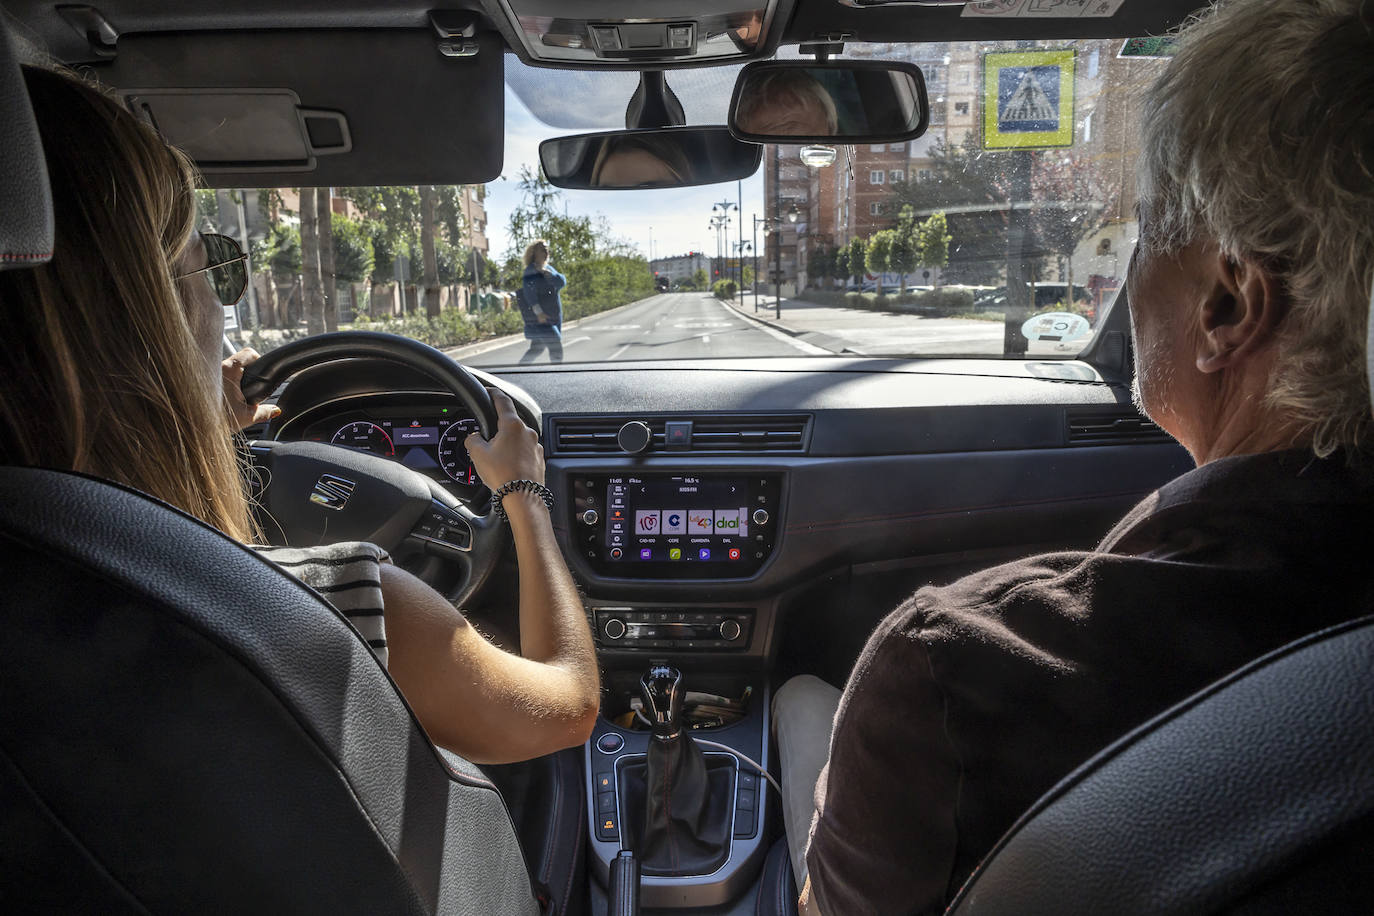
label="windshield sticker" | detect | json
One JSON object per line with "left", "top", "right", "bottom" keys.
{"left": 1021, "top": 311, "right": 1092, "bottom": 343}
{"left": 964, "top": 0, "right": 1124, "bottom": 17}
{"left": 1119, "top": 36, "right": 1180, "bottom": 59}
{"left": 983, "top": 49, "right": 1076, "bottom": 149}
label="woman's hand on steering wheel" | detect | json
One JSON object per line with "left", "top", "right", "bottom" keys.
{"left": 465, "top": 389, "right": 544, "bottom": 489}
{"left": 222, "top": 347, "right": 281, "bottom": 430}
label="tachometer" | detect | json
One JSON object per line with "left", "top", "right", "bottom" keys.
{"left": 437, "top": 418, "right": 481, "bottom": 486}
{"left": 330, "top": 421, "right": 395, "bottom": 456}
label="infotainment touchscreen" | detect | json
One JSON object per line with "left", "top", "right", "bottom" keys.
{"left": 607, "top": 476, "right": 749, "bottom": 562}
{"left": 571, "top": 473, "right": 782, "bottom": 579}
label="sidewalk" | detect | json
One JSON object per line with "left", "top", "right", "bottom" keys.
{"left": 721, "top": 294, "right": 1057, "bottom": 357}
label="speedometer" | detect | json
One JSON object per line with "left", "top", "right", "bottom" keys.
{"left": 330, "top": 421, "right": 395, "bottom": 456}
{"left": 437, "top": 418, "right": 481, "bottom": 486}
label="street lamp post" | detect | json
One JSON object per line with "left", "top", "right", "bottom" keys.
{"left": 752, "top": 214, "right": 774, "bottom": 313}
{"left": 712, "top": 200, "right": 737, "bottom": 299}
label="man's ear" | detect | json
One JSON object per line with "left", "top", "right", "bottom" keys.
{"left": 1196, "top": 253, "right": 1287, "bottom": 374}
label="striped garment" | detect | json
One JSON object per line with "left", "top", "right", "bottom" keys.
{"left": 252, "top": 541, "right": 391, "bottom": 667}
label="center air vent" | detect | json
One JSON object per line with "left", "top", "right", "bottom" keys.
{"left": 1066, "top": 407, "right": 1173, "bottom": 445}
{"left": 552, "top": 415, "right": 811, "bottom": 456}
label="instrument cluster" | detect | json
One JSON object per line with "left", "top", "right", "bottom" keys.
{"left": 285, "top": 401, "right": 486, "bottom": 497}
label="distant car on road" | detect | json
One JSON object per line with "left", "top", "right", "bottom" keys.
{"left": 974, "top": 284, "right": 1093, "bottom": 318}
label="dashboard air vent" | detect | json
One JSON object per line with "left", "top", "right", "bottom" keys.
{"left": 1066, "top": 407, "right": 1173, "bottom": 446}
{"left": 552, "top": 415, "right": 810, "bottom": 455}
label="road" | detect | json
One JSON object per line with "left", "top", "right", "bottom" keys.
{"left": 464, "top": 293, "right": 824, "bottom": 367}
{"left": 463, "top": 291, "right": 1079, "bottom": 366}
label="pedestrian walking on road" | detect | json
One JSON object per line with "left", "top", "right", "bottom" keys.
{"left": 517, "top": 239, "right": 566, "bottom": 364}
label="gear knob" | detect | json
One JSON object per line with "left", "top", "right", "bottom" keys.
{"left": 640, "top": 665, "right": 685, "bottom": 739}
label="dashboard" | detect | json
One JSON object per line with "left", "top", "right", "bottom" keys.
{"left": 264, "top": 355, "right": 1195, "bottom": 666}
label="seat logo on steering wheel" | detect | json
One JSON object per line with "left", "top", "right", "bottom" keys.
{"left": 310, "top": 474, "right": 357, "bottom": 511}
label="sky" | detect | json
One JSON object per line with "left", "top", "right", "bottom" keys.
{"left": 482, "top": 83, "right": 767, "bottom": 264}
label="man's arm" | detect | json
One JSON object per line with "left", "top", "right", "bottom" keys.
{"left": 802, "top": 613, "right": 962, "bottom": 915}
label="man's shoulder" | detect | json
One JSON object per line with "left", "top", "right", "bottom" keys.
{"left": 874, "top": 552, "right": 1095, "bottom": 653}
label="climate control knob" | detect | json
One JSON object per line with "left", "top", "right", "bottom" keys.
{"left": 604, "top": 618, "right": 627, "bottom": 640}
{"left": 718, "top": 619, "right": 742, "bottom": 642}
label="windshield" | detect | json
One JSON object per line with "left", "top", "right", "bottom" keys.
{"left": 206, "top": 39, "right": 1171, "bottom": 365}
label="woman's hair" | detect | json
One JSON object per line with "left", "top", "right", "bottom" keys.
{"left": 1136, "top": 0, "right": 1374, "bottom": 457}
{"left": 522, "top": 239, "right": 548, "bottom": 268}
{"left": 0, "top": 65, "right": 259, "bottom": 542}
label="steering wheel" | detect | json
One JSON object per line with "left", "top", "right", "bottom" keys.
{"left": 241, "top": 331, "right": 507, "bottom": 608}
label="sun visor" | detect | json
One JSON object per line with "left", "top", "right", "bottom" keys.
{"left": 87, "top": 30, "right": 503, "bottom": 187}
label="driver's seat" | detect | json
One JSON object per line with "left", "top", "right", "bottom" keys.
{"left": 0, "top": 467, "right": 539, "bottom": 914}
{"left": 0, "top": 22, "right": 536, "bottom": 914}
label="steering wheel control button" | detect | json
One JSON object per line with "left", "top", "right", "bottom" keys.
{"left": 718, "top": 619, "right": 742, "bottom": 642}
{"left": 582, "top": 508, "right": 599, "bottom": 526}
{"left": 414, "top": 502, "right": 473, "bottom": 552}
{"left": 616, "top": 421, "right": 653, "bottom": 454}
{"left": 596, "top": 732, "right": 625, "bottom": 754}
{"left": 752, "top": 508, "right": 770, "bottom": 526}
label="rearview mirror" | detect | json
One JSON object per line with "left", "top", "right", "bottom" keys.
{"left": 539, "top": 127, "right": 762, "bottom": 191}
{"left": 728, "top": 60, "right": 928, "bottom": 144}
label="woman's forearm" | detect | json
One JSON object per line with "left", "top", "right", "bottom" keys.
{"left": 503, "top": 491, "right": 599, "bottom": 694}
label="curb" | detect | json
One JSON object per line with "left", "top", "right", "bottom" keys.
{"left": 441, "top": 296, "right": 654, "bottom": 361}
{"left": 722, "top": 297, "right": 859, "bottom": 356}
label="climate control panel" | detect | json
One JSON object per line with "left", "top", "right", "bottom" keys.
{"left": 590, "top": 608, "right": 753, "bottom": 651}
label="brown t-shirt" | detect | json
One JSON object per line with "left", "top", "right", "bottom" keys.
{"left": 805, "top": 448, "right": 1374, "bottom": 915}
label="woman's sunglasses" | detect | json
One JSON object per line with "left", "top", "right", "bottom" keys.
{"left": 177, "top": 232, "right": 248, "bottom": 306}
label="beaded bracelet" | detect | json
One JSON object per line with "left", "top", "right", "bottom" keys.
{"left": 492, "top": 478, "right": 554, "bottom": 522}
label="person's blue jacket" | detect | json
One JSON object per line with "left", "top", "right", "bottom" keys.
{"left": 519, "top": 264, "right": 566, "bottom": 339}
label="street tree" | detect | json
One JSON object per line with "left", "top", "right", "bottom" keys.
{"left": 834, "top": 247, "right": 850, "bottom": 287}
{"left": 419, "top": 185, "right": 441, "bottom": 318}
{"left": 315, "top": 188, "right": 338, "bottom": 331}
{"left": 846, "top": 237, "right": 867, "bottom": 288}
{"left": 866, "top": 230, "right": 895, "bottom": 296}
{"left": 330, "top": 214, "right": 375, "bottom": 319}
{"left": 887, "top": 213, "right": 919, "bottom": 294}
{"left": 298, "top": 188, "right": 325, "bottom": 334}
{"left": 915, "top": 211, "right": 952, "bottom": 289}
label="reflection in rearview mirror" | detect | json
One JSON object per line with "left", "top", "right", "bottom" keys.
{"left": 539, "top": 127, "right": 762, "bottom": 191}
{"left": 729, "top": 61, "right": 928, "bottom": 143}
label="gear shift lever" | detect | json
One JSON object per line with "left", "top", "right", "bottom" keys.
{"left": 640, "top": 664, "right": 685, "bottom": 740}
{"left": 628, "top": 664, "right": 728, "bottom": 875}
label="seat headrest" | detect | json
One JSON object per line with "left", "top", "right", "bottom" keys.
{"left": 0, "top": 21, "right": 53, "bottom": 271}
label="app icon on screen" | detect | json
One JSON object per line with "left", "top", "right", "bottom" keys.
{"left": 663, "top": 510, "right": 686, "bottom": 534}
{"left": 728, "top": 548, "right": 741, "bottom": 560}
{"left": 635, "top": 511, "right": 661, "bottom": 534}
{"left": 698, "top": 548, "right": 711, "bottom": 560}
{"left": 669, "top": 548, "right": 682, "bottom": 560}
{"left": 639, "top": 548, "right": 652, "bottom": 560}
{"left": 687, "top": 510, "right": 715, "bottom": 533}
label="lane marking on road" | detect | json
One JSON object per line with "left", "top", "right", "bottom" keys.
{"left": 713, "top": 299, "right": 831, "bottom": 355}
{"left": 609, "top": 343, "right": 633, "bottom": 360}
{"left": 673, "top": 320, "right": 733, "bottom": 330}
{"left": 562, "top": 336, "right": 591, "bottom": 346}
{"left": 593, "top": 325, "right": 641, "bottom": 330}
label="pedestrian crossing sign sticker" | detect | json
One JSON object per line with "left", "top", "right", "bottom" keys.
{"left": 982, "top": 49, "right": 1076, "bottom": 149}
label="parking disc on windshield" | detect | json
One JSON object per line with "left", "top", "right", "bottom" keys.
{"left": 1021, "top": 311, "right": 1091, "bottom": 343}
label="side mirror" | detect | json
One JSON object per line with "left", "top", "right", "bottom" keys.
{"left": 539, "top": 126, "right": 762, "bottom": 191}
{"left": 728, "top": 60, "right": 929, "bottom": 144}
